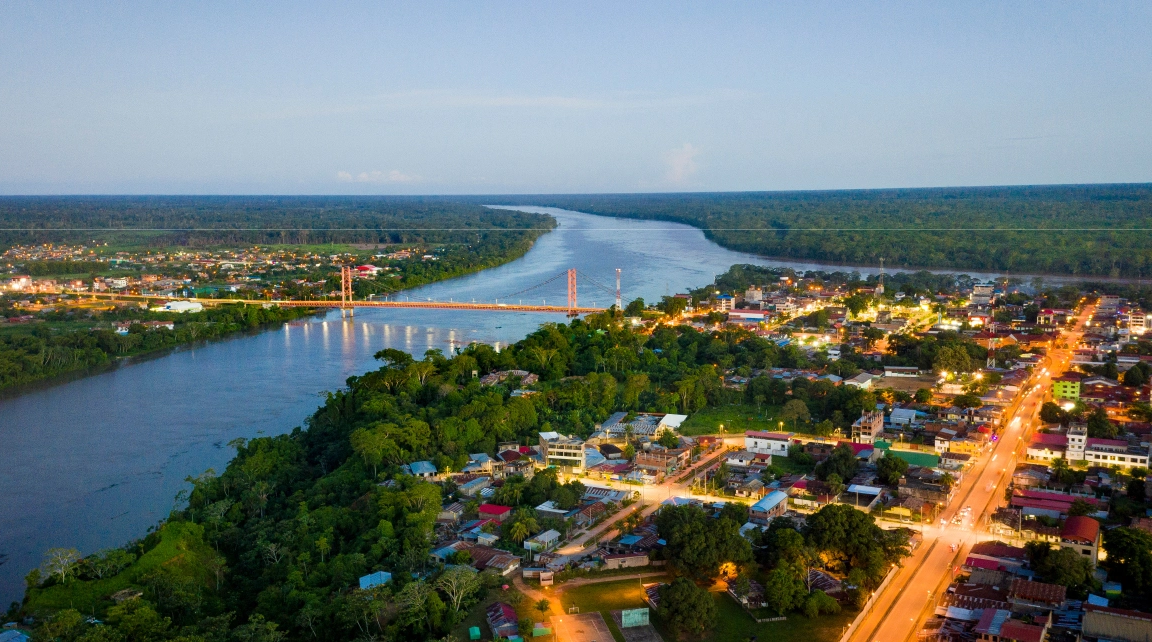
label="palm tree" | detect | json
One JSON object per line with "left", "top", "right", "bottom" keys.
{"left": 509, "top": 521, "right": 530, "bottom": 543}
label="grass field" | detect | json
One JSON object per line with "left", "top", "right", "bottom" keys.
{"left": 678, "top": 404, "right": 783, "bottom": 436}
{"left": 452, "top": 585, "right": 542, "bottom": 641}
{"left": 557, "top": 577, "right": 856, "bottom": 642}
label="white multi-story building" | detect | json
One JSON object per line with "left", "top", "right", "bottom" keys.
{"left": 745, "top": 431, "right": 794, "bottom": 457}
{"left": 744, "top": 287, "right": 764, "bottom": 304}
{"left": 539, "top": 431, "right": 586, "bottom": 472}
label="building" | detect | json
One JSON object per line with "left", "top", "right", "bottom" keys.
{"left": 478, "top": 504, "right": 512, "bottom": 522}
{"left": 485, "top": 602, "right": 520, "bottom": 639}
{"left": 603, "top": 552, "right": 650, "bottom": 570}
{"left": 852, "top": 410, "right": 884, "bottom": 444}
{"left": 748, "top": 490, "right": 789, "bottom": 525}
{"left": 1008, "top": 578, "right": 1066, "bottom": 611}
{"left": 634, "top": 448, "right": 691, "bottom": 476}
{"left": 884, "top": 366, "right": 920, "bottom": 378}
{"left": 539, "top": 431, "right": 586, "bottom": 472}
{"left": 844, "top": 372, "right": 875, "bottom": 389}
{"left": 745, "top": 431, "right": 794, "bottom": 457}
{"left": 889, "top": 407, "right": 920, "bottom": 426}
{"left": 1083, "top": 605, "right": 1152, "bottom": 642}
{"left": 974, "top": 609, "right": 1049, "bottom": 642}
{"left": 1052, "top": 373, "right": 1082, "bottom": 401}
{"left": 437, "top": 502, "right": 465, "bottom": 523}
{"left": 714, "top": 294, "right": 735, "bottom": 311}
{"left": 359, "top": 571, "right": 392, "bottom": 590}
{"left": 1060, "top": 515, "right": 1102, "bottom": 563}
{"left": 405, "top": 460, "right": 437, "bottom": 478}
{"left": 525, "top": 529, "right": 562, "bottom": 552}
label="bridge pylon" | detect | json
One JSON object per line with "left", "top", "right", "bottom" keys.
{"left": 341, "top": 266, "right": 354, "bottom": 318}
{"left": 567, "top": 268, "right": 577, "bottom": 317}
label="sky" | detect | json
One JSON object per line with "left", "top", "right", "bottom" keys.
{"left": 1, "top": 2, "right": 1150, "bottom": 195}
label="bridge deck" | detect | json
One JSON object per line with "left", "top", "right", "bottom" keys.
{"left": 66, "top": 291, "right": 605, "bottom": 314}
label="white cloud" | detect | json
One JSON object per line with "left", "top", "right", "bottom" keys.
{"left": 336, "top": 169, "right": 420, "bottom": 184}
{"left": 665, "top": 143, "right": 700, "bottom": 184}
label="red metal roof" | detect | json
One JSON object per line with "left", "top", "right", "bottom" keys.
{"left": 1029, "top": 433, "right": 1068, "bottom": 446}
{"left": 998, "top": 620, "right": 1046, "bottom": 642}
{"left": 478, "top": 504, "right": 512, "bottom": 515}
{"left": 1061, "top": 515, "right": 1101, "bottom": 543}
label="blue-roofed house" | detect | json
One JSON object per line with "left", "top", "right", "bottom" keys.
{"left": 359, "top": 571, "right": 392, "bottom": 590}
{"left": 749, "top": 490, "right": 789, "bottom": 525}
{"left": 405, "top": 461, "right": 437, "bottom": 478}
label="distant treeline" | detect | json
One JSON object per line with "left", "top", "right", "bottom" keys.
{"left": 0, "top": 196, "right": 554, "bottom": 249}
{"left": 0, "top": 305, "right": 314, "bottom": 390}
{"left": 21, "top": 260, "right": 111, "bottom": 275}
{"left": 482, "top": 184, "right": 1152, "bottom": 278}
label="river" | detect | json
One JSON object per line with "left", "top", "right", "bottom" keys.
{"left": 0, "top": 205, "right": 1050, "bottom": 605}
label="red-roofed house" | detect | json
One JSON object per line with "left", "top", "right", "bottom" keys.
{"left": 478, "top": 504, "right": 512, "bottom": 522}
{"left": 485, "top": 602, "right": 519, "bottom": 638}
{"left": 1060, "top": 515, "right": 1102, "bottom": 563}
{"left": 1026, "top": 433, "right": 1067, "bottom": 462}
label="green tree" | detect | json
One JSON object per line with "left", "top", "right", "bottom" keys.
{"left": 624, "top": 298, "right": 646, "bottom": 316}
{"left": 1068, "top": 499, "right": 1095, "bottom": 517}
{"left": 657, "top": 578, "right": 717, "bottom": 639}
{"left": 762, "top": 564, "right": 805, "bottom": 614}
{"left": 1103, "top": 527, "right": 1152, "bottom": 595}
{"left": 780, "top": 399, "right": 810, "bottom": 428}
{"left": 535, "top": 598, "right": 551, "bottom": 621}
{"left": 914, "top": 388, "right": 932, "bottom": 403}
{"left": 876, "top": 451, "right": 909, "bottom": 485}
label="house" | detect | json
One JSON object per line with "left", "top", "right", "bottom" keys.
{"left": 974, "top": 609, "right": 1050, "bottom": 642}
{"left": 486, "top": 602, "right": 520, "bottom": 639}
{"left": 478, "top": 504, "right": 512, "bottom": 523}
{"left": 405, "top": 460, "right": 437, "bottom": 478}
{"left": 1008, "top": 578, "right": 1066, "bottom": 611}
{"left": 1026, "top": 433, "right": 1067, "bottom": 462}
{"left": 748, "top": 490, "right": 789, "bottom": 525}
{"left": 535, "top": 501, "right": 569, "bottom": 520}
{"left": 0, "top": 631, "right": 30, "bottom": 642}
{"left": 890, "top": 407, "right": 920, "bottom": 426}
{"left": 1083, "top": 605, "right": 1152, "bottom": 642}
{"left": 356, "top": 264, "right": 382, "bottom": 277}
{"left": 1060, "top": 515, "right": 1102, "bottom": 563}
{"left": 745, "top": 431, "right": 794, "bottom": 457}
{"left": 844, "top": 372, "right": 875, "bottom": 389}
{"left": 457, "top": 476, "right": 491, "bottom": 497}
{"left": 525, "top": 529, "right": 561, "bottom": 552}
{"left": 884, "top": 366, "right": 920, "bottom": 378}
{"left": 437, "top": 502, "right": 465, "bottom": 523}
{"left": 574, "top": 502, "right": 607, "bottom": 527}
{"left": 634, "top": 448, "right": 691, "bottom": 476}
{"left": 602, "top": 552, "right": 650, "bottom": 570}
{"left": 358, "top": 571, "right": 392, "bottom": 590}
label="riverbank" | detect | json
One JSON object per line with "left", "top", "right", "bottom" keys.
{"left": 482, "top": 185, "right": 1152, "bottom": 280}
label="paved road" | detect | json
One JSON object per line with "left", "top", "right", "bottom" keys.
{"left": 850, "top": 306, "right": 1090, "bottom": 642}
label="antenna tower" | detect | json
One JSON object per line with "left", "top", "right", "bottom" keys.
{"left": 877, "top": 258, "right": 885, "bottom": 295}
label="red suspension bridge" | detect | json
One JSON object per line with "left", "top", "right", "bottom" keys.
{"left": 68, "top": 268, "right": 627, "bottom": 317}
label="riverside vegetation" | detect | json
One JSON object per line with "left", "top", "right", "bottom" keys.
{"left": 12, "top": 313, "right": 911, "bottom": 641}
{"left": 0, "top": 198, "right": 553, "bottom": 390}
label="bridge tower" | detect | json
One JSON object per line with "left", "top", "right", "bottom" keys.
{"left": 567, "top": 268, "right": 577, "bottom": 317}
{"left": 615, "top": 268, "right": 622, "bottom": 311}
{"left": 341, "top": 266, "right": 354, "bottom": 318}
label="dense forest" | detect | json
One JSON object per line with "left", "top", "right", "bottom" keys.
{"left": 0, "top": 196, "right": 553, "bottom": 248}
{"left": 483, "top": 184, "right": 1152, "bottom": 278}
{"left": 13, "top": 316, "right": 906, "bottom": 641}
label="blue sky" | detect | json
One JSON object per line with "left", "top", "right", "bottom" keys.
{"left": 1, "top": 2, "right": 1150, "bottom": 194}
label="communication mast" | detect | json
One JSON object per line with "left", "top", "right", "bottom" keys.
{"left": 567, "top": 268, "right": 577, "bottom": 317}
{"left": 876, "top": 258, "right": 885, "bottom": 295}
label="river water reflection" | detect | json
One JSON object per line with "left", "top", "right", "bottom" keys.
{"left": 0, "top": 205, "right": 986, "bottom": 604}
